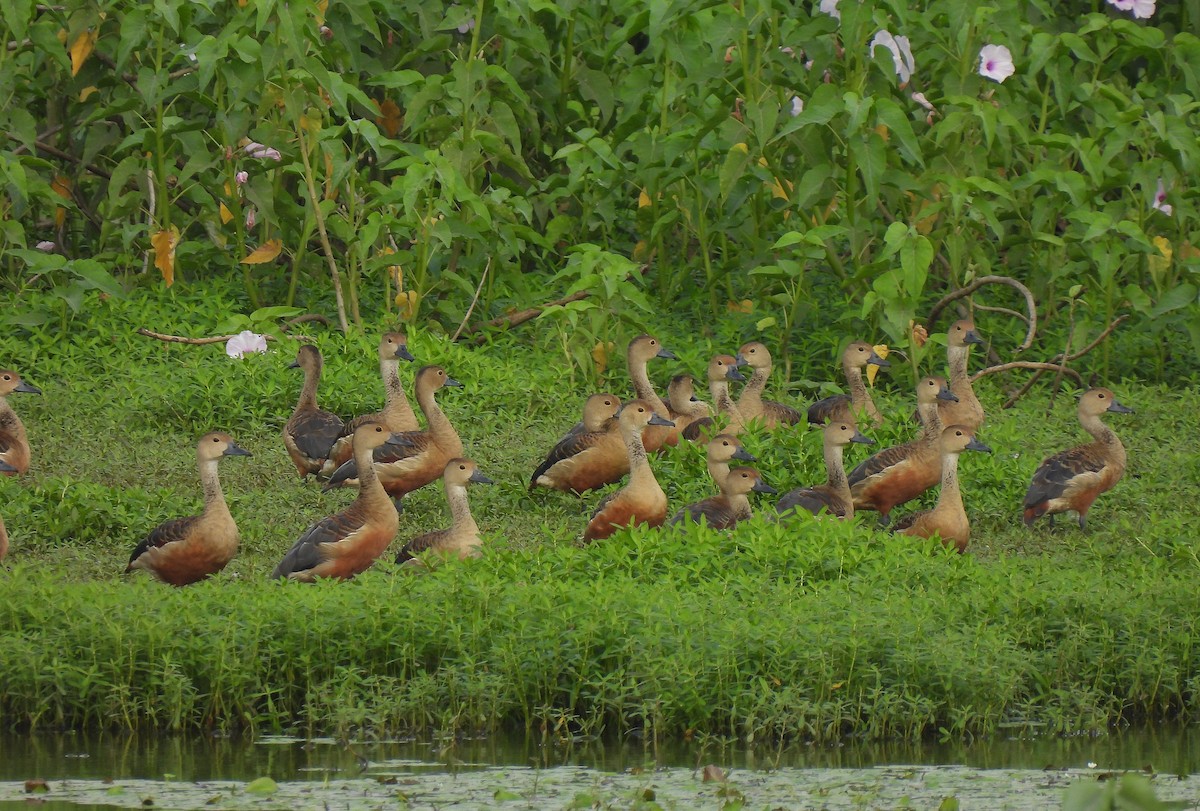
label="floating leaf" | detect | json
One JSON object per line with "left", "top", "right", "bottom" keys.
{"left": 493, "top": 788, "right": 521, "bottom": 801}
{"left": 244, "top": 777, "right": 278, "bottom": 795}
{"left": 69, "top": 29, "right": 97, "bottom": 76}
{"left": 241, "top": 239, "right": 282, "bottom": 264}
{"left": 151, "top": 226, "right": 180, "bottom": 287}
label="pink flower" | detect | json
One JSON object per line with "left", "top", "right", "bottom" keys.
{"left": 245, "top": 207, "right": 256, "bottom": 229}
{"left": 870, "top": 30, "right": 915, "bottom": 84}
{"left": 1108, "top": 0, "right": 1155, "bottom": 18}
{"left": 35, "top": 241, "right": 55, "bottom": 251}
{"left": 235, "top": 171, "right": 248, "bottom": 186}
{"left": 226, "top": 331, "right": 268, "bottom": 359}
{"left": 243, "top": 142, "right": 282, "bottom": 161}
{"left": 818, "top": 0, "right": 840, "bottom": 20}
{"left": 1152, "top": 178, "right": 1173, "bottom": 216}
{"left": 978, "top": 45, "right": 1015, "bottom": 83}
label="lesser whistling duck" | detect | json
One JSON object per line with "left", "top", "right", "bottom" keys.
{"left": 705, "top": 433, "right": 756, "bottom": 489}
{"left": 626, "top": 334, "right": 677, "bottom": 453}
{"left": 322, "top": 332, "right": 416, "bottom": 474}
{"left": 776, "top": 421, "right": 875, "bottom": 519}
{"left": 937, "top": 319, "right": 986, "bottom": 430}
{"left": 894, "top": 425, "right": 992, "bottom": 552}
{"left": 125, "top": 432, "right": 252, "bottom": 586}
{"left": 274, "top": 423, "right": 406, "bottom": 581}
{"left": 848, "top": 376, "right": 958, "bottom": 523}
{"left": 396, "top": 458, "right": 492, "bottom": 565}
{"left": 665, "top": 374, "right": 711, "bottom": 443}
{"left": 735, "top": 342, "right": 803, "bottom": 428}
{"left": 325, "top": 365, "right": 463, "bottom": 505}
{"left": 582, "top": 400, "right": 674, "bottom": 542}
{"left": 0, "top": 459, "right": 12, "bottom": 560}
{"left": 283, "top": 345, "right": 345, "bottom": 478}
{"left": 1023, "top": 388, "right": 1132, "bottom": 530}
{"left": 0, "top": 369, "right": 41, "bottom": 476}
{"left": 682, "top": 355, "right": 747, "bottom": 441}
{"left": 669, "top": 466, "right": 774, "bottom": 529}
{"left": 529, "top": 393, "right": 622, "bottom": 493}
{"left": 807, "top": 341, "right": 890, "bottom": 427}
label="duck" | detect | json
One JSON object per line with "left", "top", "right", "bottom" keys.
{"left": 322, "top": 332, "right": 416, "bottom": 474}
{"left": 665, "top": 374, "right": 711, "bottom": 443}
{"left": 807, "top": 341, "right": 890, "bottom": 427}
{"left": 735, "top": 342, "right": 803, "bottom": 428}
{"left": 582, "top": 400, "right": 674, "bottom": 542}
{"left": 668, "top": 466, "right": 774, "bottom": 529}
{"left": 274, "top": 423, "right": 406, "bottom": 581}
{"left": 704, "top": 433, "right": 756, "bottom": 488}
{"left": 125, "top": 432, "right": 252, "bottom": 586}
{"left": 1022, "top": 387, "right": 1132, "bottom": 530}
{"left": 0, "top": 459, "right": 12, "bottom": 560}
{"left": 848, "top": 376, "right": 959, "bottom": 523}
{"left": 325, "top": 365, "right": 463, "bottom": 505}
{"left": 283, "top": 345, "right": 345, "bottom": 478}
{"left": 682, "top": 355, "right": 747, "bottom": 441}
{"left": 396, "top": 458, "right": 492, "bottom": 565}
{"left": 894, "top": 425, "right": 992, "bottom": 552}
{"left": 0, "top": 369, "right": 42, "bottom": 476}
{"left": 626, "top": 334, "right": 677, "bottom": 453}
{"left": 528, "top": 393, "right": 622, "bottom": 493}
{"left": 776, "top": 421, "right": 875, "bottom": 519}
{"left": 936, "top": 319, "right": 986, "bottom": 430}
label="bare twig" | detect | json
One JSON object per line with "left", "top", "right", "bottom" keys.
{"left": 926, "top": 274, "right": 1037, "bottom": 351}
{"left": 136, "top": 328, "right": 311, "bottom": 345}
{"left": 1060, "top": 314, "right": 1128, "bottom": 362}
{"left": 284, "top": 313, "right": 331, "bottom": 328}
{"left": 463, "top": 289, "right": 593, "bottom": 345}
{"left": 294, "top": 116, "right": 349, "bottom": 333}
{"left": 451, "top": 258, "right": 490, "bottom": 342}
{"left": 973, "top": 304, "right": 1029, "bottom": 325}
{"left": 972, "top": 362, "right": 1083, "bottom": 385}
{"left": 5, "top": 133, "right": 111, "bottom": 179}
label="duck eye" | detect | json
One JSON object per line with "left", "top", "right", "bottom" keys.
{"left": 1098, "top": 393, "right": 1106, "bottom": 399}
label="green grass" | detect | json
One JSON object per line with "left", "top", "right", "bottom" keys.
{"left": 1, "top": 287, "right": 1199, "bottom": 742}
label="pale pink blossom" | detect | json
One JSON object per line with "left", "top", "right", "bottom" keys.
{"left": 245, "top": 207, "right": 256, "bottom": 229}
{"left": 978, "top": 45, "right": 1015, "bottom": 83}
{"left": 818, "top": 0, "right": 840, "bottom": 20}
{"left": 243, "top": 142, "right": 282, "bottom": 161}
{"left": 35, "top": 241, "right": 55, "bottom": 251}
{"left": 235, "top": 171, "right": 249, "bottom": 186}
{"left": 1108, "top": 0, "right": 1155, "bottom": 18}
{"left": 870, "top": 30, "right": 915, "bottom": 84}
{"left": 1152, "top": 179, "right": 1173, "bottom": 216}
{"left": 226, "top": 331, "right": 268, "bottom": 359}
{"left": 790, "top": 95, "right": 804, "bottom": 116}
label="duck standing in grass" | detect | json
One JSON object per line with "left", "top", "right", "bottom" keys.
{"left": 396, "top": 458, "right": 492, "bottom": 565}
{"left": 669, "top": 466, "right": 774, "bottom": 529}
{"left": 936, "top": 319, "right": 986, "bottom": 430}
{"left": 274, "top": 423, "right": 406, "bottom": 581}
{"left": 529, "top": 393, "right": 621, "bottom": 493}
{"left": 735, "top": 341, "right": 803, "bottom": 428}
{"left": 894, "top": 425, "right": 992, "bottom": 552}
{"left": 0, "top": 369, "right": 41, "bottom": 476}
{"left": 582, "top": 400, "right": 674, "bottom": 542}
{"left": 626, "top": 334, "right": 677, "bottom": 452}
{"left": 283, "top": 345, "right": 344, "bottom": 479}
{"left": 1023, "top": 388, "right": 1132, "bottom": 530}
{"left": 125, "top": 432, "right": 252, "bottom": 586}
{"left": 0, "top": 459, "right": 13, "bottom": 560}
{"left": 807, "top": 341, "right": 890, "bottom": 428}
{"left": 777, "top": 421, "right": 875, "bottom": 519}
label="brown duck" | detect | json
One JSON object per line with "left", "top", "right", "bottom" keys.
{"left": 0, "top": 369, "right": 41, "bottom": 476}
{"left": 704, "top": 433, "right": 756, "bottom": 488}
{"left": 682, "top": 355, "right": 747, "bottom": 441}
{"left": 0, "top": 459, "right": 12, "bottom": 560}
{"left": 894, "top": 425, "right": 992, "bottom": 552}
{"left": 283, "top": 345, "right": 345, "bottom": 478}
{"left": 665, "top": 374, "right": 711, "bottom": 443}
{"left": 529, "top": 393, "right": 621, "bottom": 493}
{"left": 848, "top": 376, "right": 958, "bottom": 523}
{"left": 1023, "top": 388, "right": 1132, "bottom": 530}
{"left": 626, "top": 334, "right": 677, "bottom": 453}
{"left": 668, "top": 466, "right": 774, "bottom": 529}
{"left": 274, "top": 423, "right": 405, "bottom": 581}
{"left": 777, "top": 421, "right": 875, "bottom": 518}
{"left": 396, "top": 458, "right": 492, "bottom": 565}
{"left": 325, "top": 365, "right": 463, "bottom": 504}
{"left": 735, "top": 342, "right": 803, "bottom": 428}
{"left": 582, "top": 400, "right": 674, "bottom": 542}
{"left": 126, "top": 432, "right": 252, "bottom": 586}
{"left": 323, "top": 332, "right": 416, "bottom": 473}
{"left": 807, "top": 341, "right": 890, "bottom": 427}
{"left": 937, "top": 319, "right": 986, "bottom": 430}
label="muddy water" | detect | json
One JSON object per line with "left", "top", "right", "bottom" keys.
{"left": 1, "top": 728, "right": 1197, "bottom": 809}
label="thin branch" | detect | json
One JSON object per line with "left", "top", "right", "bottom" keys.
{"left": 451, "top": 258, "right": 490, "bottom": 342}
{"left": 926, "top": 274, "right": 1037, "bottom": 351}
{"left": 463, "top": 289, "right": 594, "bottom": 346}
{"left": 1060, "top": 314, "right": 1128, "bottom": 362}
{"left": 973, "top": 303, "right": 1029, "bottom": 325}
{"left": 971, "top": 362, "right": 1083, "bottom": 385}
{"left": 294, "top": 117, "right": 349, "bottom": 333}
{"left": 136, "top": 328, "right": 311, "bottom": 345}
{"left": 5, "top": 133, "right": 111, "bottom": 179}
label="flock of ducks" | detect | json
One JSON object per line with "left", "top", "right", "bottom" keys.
{"left": 0, "top": 319, "right": 1134, "bottom": 584}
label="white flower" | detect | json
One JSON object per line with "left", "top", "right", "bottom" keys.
{"left": 243, "top": 142, "right": 282, "bottom": 161}
{"left": 978, "top": 44, "right": 1015, "bottom": 83}
{"left": 1108, "top": 0, "right": 1155, "bottom": 18}
{"left": 818, "top": 0, "right": 840, "bottom": 20}
{"left": 235, "top": 171, "right": 248, "bottom": 186}
{"left": 870, "top": 30, "right": 915, "bottom": 84}
{"left": 35, "top": 241, "right": 56, "bottom": 251}
{"left": 226, "top": 331, "right": 268, "bottom": 359}
{"left": 790, "top": 95, "right": 804, "bottom": 116}
{"left": 1152, "top": 178, "right": 1173, "bottom": 216}
{"left": 911, "top": 92, "right": 936, "bottom": 112}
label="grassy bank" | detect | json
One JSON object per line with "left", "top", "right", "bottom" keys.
{"left": 1, "top": 288, "right": 1199, "bottom": 741}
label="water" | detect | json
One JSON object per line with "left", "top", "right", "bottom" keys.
{"left": 1, "top": 728, "right": 1197, "bottom": 809}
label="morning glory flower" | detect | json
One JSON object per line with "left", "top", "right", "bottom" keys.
{"left": 790, "top": 95, "right": 804, "bottom": 116}
{"left": 818, "top": 0, "right": 840, "bottom": 20}
{"left": 243, "top": 142, "right": 282, "bottom": 161}
{"left": 870, "top": 30, "right": 915, "bottom": 84}
{"left": 36, "top": 241, "right": 56, "bottom": 251}
{"left": 226, "top": 331, "right": 268, "bottom": 359}
{"left": 235, "top": 171, "right": 248, "bottom": 186}
{"left": 978, "top": 45, "right": 1015, "bottom": 83}
{"left": 1108, "top": 0, "right": 1155, "bottom": 18}
{"left": 1152, "top": 179, "right": 1173, "bottom": 216}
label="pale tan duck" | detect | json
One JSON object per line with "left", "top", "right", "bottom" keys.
{"left": 396, "top": 458, "right": 492, "bottom": 565}
{"left": 126, "top": 432, "right": 252, "bottom": 586}
{"left": 705, "top": 433, "right": 756, "bottom": 488}
{"left": 0, "top": 459, "right": 13, "bottom": 560}
{"left": 848, "top": 376, "right": 958, "bottom": 523}
{"left": 665, "top": 374, "right": 711, "bottom": 443}
{"left": 682, "top": 355, "right": 747, "bottom": 441}
{"left": 894, "top": 425, "right": 992, "bottom": 552}
{"left": 0, "top": 369, "right": 41, "bottom": 476}
{"left": 669, "top": 466, "right": 774, "bottom": 529}
{"left": 807, "top": 341, "right": 890, "bottom": 428}
{"left": 582, "top": 400, "right": 674, "bottom": 542}
{"left": 325, "top": 365, "right": 463, "bottom": 504}
{"left": 529, "top": 393, "right": 621, "bottom": 493}
{"left": 1023, "top": 388, "right": 1132, "bottom": 530}
{"left": 735, "top": 341, "right": 803, "bottom": 428}
{"left": 274, "top": 423, "right": 405, "bottom": 581}
{"left": 283, "top": 345, "right": 345, "bottom": 478}
{"left": 937, "top": 319, "right": 986, "bottom": 430}
{"left": 323, "top": 332, "right": 416, "bottom": 474}
{"left": 626, "top": 334, "right": 677, "bottom": 453}
{"left": 776, "top": 421, "right": 875, "bottom": 519}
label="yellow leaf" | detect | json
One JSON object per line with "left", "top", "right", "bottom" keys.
{"left": 726, "top": 299, "right": 753, "bottom": 314}
{"left": 638, "top": 189, "right": 652, "bottom": 209}
{"left": 315, "top": 0, "right": 329, "bottom": 23}
{"left": 79, "top": 86, "right": 98, "bottom": 102}
{"left": 631, "top": 240, "right": 651, "bottom": 262}
{"left": 70, "top": 29, "right": 98, "bottom": 77}
{"left": 151, "top": 227, "right": 180, "bottom": 287}
{"left": 219, "top": 202, "right": 233, "bottom": 224}
{"left": 592, "top": 340, "right": 616, "bottom": 376}
{"left": 241, "top": 239, "right": 283, "bottom": 264}
{"left": 395, "top": 289, "right": 420, "bottom": 321}
{"left": 874, "top": 123, "right": 890, "bottom": 141}
{"left": 52, "top": 175, "right": 72, "bottom": 227}
{"left": 1148, "top": 236, "right": 1173, "bottom": 285}
{"left": 374, "top": 98, "right": 403, "bottom": 138}
{"left": 732, "top": 142, "right": 749, "bottom": 154}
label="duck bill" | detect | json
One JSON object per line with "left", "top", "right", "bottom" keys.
{"left": 937, "top": 387, "right": 959, "bottom": 402}
{"left": 964, "top": 330, "right": 985, "bottom": 346}
{"left": 1107, "top": 400, "right": 1133, "bottom": 414}
{"left": 14, "top": 381, "right": 41, "bottom": 394}
{"left": 287, "top": 360, "right": 301, "bottom": 369}
{"left": 752, "top": 480, "right": 777, "bottom": 494}
{"left": 867, "top": 353, "right": 890, "bottom": 368}
{"left": 965, "top": 437, "right": 992, "bottom": 453}
{"left": 732, "top": 447, "right": 756, "bottom": 462}
{"left": 726, "top": 368, "right": 746, "bottom": 382}
{"left": 734, "top": 353, "right": 747, "bottom": 367}
{"left": 648, "top": 414, "right": 675, "bottom": 428}
{"left": 444, "top": 376, "right": 463, "bottom": 387}
{"left": 656, "top": 347, "right": 677, "bottom": 360}
{"left": 851, "top": 431, "right": 875, "bottom": 445}
{"left": 223, "top": 442, "right": 253, "bottom": 458}
{"left": 395, "top": 345, "right": 416, "bottom": 362}
{"left": 469, "top": 470, "right": 494, "bottom": 485}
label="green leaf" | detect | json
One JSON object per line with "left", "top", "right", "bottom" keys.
{"left": 875, "top": 98, "right": 924, "bottom": 167}
{"left": 245, "top": 777, "right": 278, "bottom": 795}
{"left": 1150, "top": 284, "right": 1197, "bottom": 318}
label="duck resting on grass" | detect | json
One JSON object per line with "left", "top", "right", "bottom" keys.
{"left": 682, "top": 355, "right": 746, "bottom": 441}
{"left": 894, "top": 425, "right": 992, "bottom": 553}
{"left": 669, "top": 466, "right": 774, "bottom": 529}
{"left": 528, "top": 393, "right": 621, "bottom": 493}
{"left": 396, "top": 458, "right": 492, "bottom": 565}
{"left": 625, "top": 334, "right": 678, "bottom": 453}
{"left": 0, "top": 369, "right": 41, "bottom": 476}
{"left": 582, "top": 400, "right": 674, "bottom": 543}
{"left": 806, "top": 341, "right": 890, "bottom": 428}
{"left": 776, "top": 421, "right": 875, "bottom": 519}
{"left": 735, "top": 341, "right": 803, "bottom": 428}
{"left": 283, "top": 345, "right": 344, "bottom": 479}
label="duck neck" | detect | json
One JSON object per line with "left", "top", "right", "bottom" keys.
{"left": 417, "top": 384, "right": 456, "bottom": 446}
{"left": 917, "top": 400, "right": 944, "bottom": 441}
{"left": 710, "top": 380, "right": 745, "bottom": 432}
{"left": 380, "top": 358, "right": 417, "bottom": 428}
{"left": 198, "top": 457, "right": 229, "bottom": 518}
{"left": 1081, "top": 413, "right": 1126, "bottom": 460}
{"left": 933, "top": 452, "right": 964, "bottom": 519}
{"left": 823, "top": 442, "right": 850, "bottom": 502}
{"left": 740, "top": 365, "right": 768, "bottom": 412}
{"left": 706, "top": 458, "right": 730, "bottom": 488}
{"left": 947, "top": 346, "right": 979, "bottom": 408}
{"left": 624, "top": 425, "right": 659, "bottom": 492}
{"left": 446, "top": 483, "right": 478, "bottom": 537}
{"left": 297, "top": 362, "right": 321, "bottom": 411}
{"left": 845, "top": 364, "right": 879, "bottom": 422}
{"left": 353, "top": 441, "right": 391, "bottom": 511}
{"left": 629, "top": 357, "right": 669, "bottom": 417}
